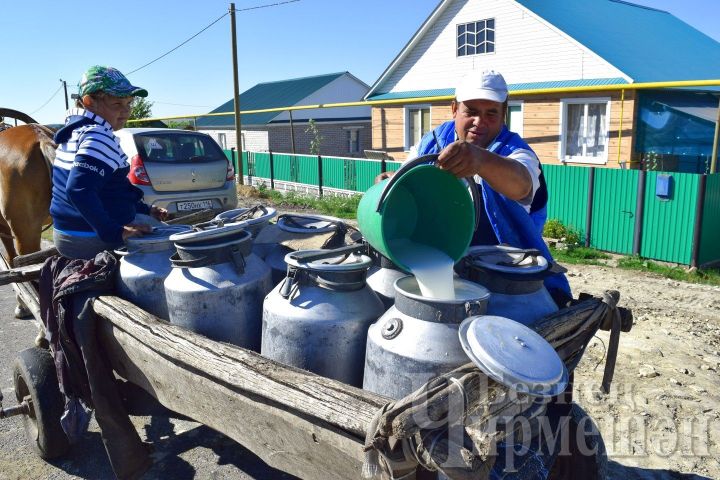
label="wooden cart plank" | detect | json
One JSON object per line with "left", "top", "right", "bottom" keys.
{"left": 93, "top": 296, "right": 389, "bottom": 480}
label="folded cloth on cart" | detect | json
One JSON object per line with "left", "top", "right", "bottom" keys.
{"left": 39, "top": 251, "right": 152, "bottom": 480}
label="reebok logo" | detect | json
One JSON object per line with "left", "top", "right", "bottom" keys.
{"left": 73, "top": 161, "right": 105, "bottom": 177}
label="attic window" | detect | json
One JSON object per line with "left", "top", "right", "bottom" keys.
{"left": 457, "top": 19, "right": 495, "bottom": 56}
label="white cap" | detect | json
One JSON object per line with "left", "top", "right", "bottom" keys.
{"left": 455, "top": 69, "right": 508, "bottom": 103}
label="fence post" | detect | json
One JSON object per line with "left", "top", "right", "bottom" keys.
{"left": 632, "top": 169, "right": 647, "bottom": 256}
{"left": 585, "top": 167, "right": 595, "bottom": 248}
{"left": 381, "top": 157, "right": 387, "bottom": 174}
{"left": 318, "top": 155, "right": 323, "bottom": 198}
{"left": 691, "top": 174, "right": 707, "bottom": 267}
{"left": 230, "top": 148, "right": 237, "bottom": 182}
{"left": 269, "top": 149, "right": 275, "bottom": 190}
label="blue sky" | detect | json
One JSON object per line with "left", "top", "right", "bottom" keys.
{"left": 2, "top": 0, "right": 719, "bottom": 125}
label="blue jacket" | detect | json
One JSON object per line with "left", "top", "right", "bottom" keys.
{"left": 50, "top": 110, "right": 149, "bottom": 244}
{"left": 417, "top": 121, "right": 571, "bottom": 298}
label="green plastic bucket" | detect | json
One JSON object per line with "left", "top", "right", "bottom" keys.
{"left": 357, "top": 159, "right": 474, "bottom": 271}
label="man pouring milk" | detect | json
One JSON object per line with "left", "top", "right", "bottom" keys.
{"left": 381, "top": 69, "right": 571, "bottom": 305}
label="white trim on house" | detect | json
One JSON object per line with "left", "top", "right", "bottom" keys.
{"left": 365, "top": 2, "right": 453, "bottom": 99}
{"left": 558, "top": 96, "right": 612, "bottom": 165}
{"left": 507, "top": 100, "right": 523, "bottom": 137}
{"left": 404, "top": 104, "right": 433, "bottom": 151}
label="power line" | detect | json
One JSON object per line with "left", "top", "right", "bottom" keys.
{"left": 125, "top": 0, "right": 301, "bottom": 76}
{"left": 30, "top": 84, "right": 63, "bottom": 115}
{"left": 238, "top": 0, "right": 300, "bottom": 13}
{"left": 126, "top": 12, "right": 229, "bottom": 75}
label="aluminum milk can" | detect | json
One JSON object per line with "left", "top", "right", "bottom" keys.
{"left": 365, "top": 247, "right": 407, "bottom": 310}
{"left": 363, "top": 276, "right": 490, "bottom": 399}
{"left": 165, "top": 223, "right": 273, "bottom": 350}
{"left": 458, "top": 245, "right": 559, "bottom": 326}
{"left": 115, "top": 225, "right": 192, "bottom": 320}
{"left": 261, "top": 245, "right": 385, "bottom": 387}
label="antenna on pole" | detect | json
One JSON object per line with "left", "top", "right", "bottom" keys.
{"left": 230, "top": 2, "right": 244, "bottom": 185}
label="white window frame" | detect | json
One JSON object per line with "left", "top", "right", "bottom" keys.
{"left": 343, "top": 126, "right": 363, "bottom": 154}
{"left": 217, "top": 132, "right": 227, "bottom": 150}
{"left": 507, "top": 101, "right": 524, "bottom": 137}
{"left": 559, "top": 97, "right": 611, "bottom": 165}
{"left": 404, "top": 104, "right": 432, "bottom": 151}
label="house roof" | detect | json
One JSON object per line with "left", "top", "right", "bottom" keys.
{"left": 516, "top": 0, "right": 720, "bottom": 83}
{"left": 366, "top": 0, "right": 720, "bottom": 99}
{"left": 196, "top": 72, "right": 347, "bottom": 128}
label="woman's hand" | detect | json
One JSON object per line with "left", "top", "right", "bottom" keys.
{"left": 122, "top": 223, "right": 152, "bottom": 241}
{"left": 150, "top": 205, "right": 169, "bottom": 221}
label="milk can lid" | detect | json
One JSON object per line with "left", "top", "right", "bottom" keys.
{"left": 285, "top": 248, "right": 372, "bottom": 272}
{"left": 215, "top": 206, "right": 277, "bottom": 226}
{"left": 126, "top": 225, "right": 193, "bottom": 248}
{"left": 458, "top": 315, "right": 568, "bottom": 397}
{"left": 466, "top": 245, "right": 549, "bottom": 275}
{"left": 169, "top": 222, "right": 250, "bottom": 249}
{"left": 277, "top": 214, "right": 343, "bottom": 234}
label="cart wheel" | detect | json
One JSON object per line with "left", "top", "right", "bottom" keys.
{"left": 548, "top": 403, "right": 608, "bottom": 480}
{"left": 12, "top": 347, "right": 70, "bottom": 459}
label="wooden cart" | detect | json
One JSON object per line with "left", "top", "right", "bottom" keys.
{"left": 0, "top": 248, "right": 632, "bottom": 479}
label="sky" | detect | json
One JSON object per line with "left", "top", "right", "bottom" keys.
{"left": 2, "top": 0, "right": 719, "bottom": 125}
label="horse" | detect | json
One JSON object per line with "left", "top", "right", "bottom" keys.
{"left": 0, "top": 124, "right": 55, "bottom": 317}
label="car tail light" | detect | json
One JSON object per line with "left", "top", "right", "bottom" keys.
{"left": 128, "top": 154, "right": 152, "bottom": 186}
{"left": 226, "top": 160, "right": 235, "bottom": 181}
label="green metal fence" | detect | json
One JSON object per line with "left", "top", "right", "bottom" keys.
{"left": 641, "top": 172, "right": 699, "bottom": 265}
{"left": 699, "top": 174, "right": 720, "bottom": 266}
{"left": 224, "top": 150, "right": 719, "bottom": 266}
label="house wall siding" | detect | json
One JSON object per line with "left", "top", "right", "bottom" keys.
{"left": 371, "top": 90, "right": 636, "bottom": 167}
{"left": 378, "top": 0, "right": 628, "bottom": 96}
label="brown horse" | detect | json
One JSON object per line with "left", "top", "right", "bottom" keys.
{"left": 0, "top": 124, "right": 55, "bottom": 318}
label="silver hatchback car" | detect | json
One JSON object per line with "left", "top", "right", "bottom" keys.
{"left": 116, "top": 128, "right": 238, "bottom": 216}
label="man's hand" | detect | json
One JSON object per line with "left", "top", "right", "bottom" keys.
{"left": 437, "top": 140, "right": 484, "bottom": 178}
{"left": 437, "top": 140, "right": 533, "bottom": 201}
{"left": 122, "top": 223, "right": 152, "bottom": 241}
{"left": 150, "top": 205, "right": 169, "bottom": 221}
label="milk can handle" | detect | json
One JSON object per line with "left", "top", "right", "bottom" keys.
{"left": 375, "top": 154, "right": 439, "bottom": 212}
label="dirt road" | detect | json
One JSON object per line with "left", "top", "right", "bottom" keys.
{"left": 568, "top": 264, "right": 720, "bottom": 480}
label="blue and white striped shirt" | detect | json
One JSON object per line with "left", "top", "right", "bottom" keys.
{"left": 50, "top": 109, "right": 149, "bottom": 244}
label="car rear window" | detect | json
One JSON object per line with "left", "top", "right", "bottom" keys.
{"left": 133, "top": 132, "right": 227, "bottom": 164}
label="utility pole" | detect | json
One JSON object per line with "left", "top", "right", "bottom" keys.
{"left": 59, "top": 79, "right": 69, "bottom": 110}
{"left": 230, "top": 3, "right": 244, "bottom": 184}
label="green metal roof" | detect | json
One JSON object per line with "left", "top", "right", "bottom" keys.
{"left": 196, "top": 72, "right": 347, "bottom": 128}
{"left": 366, "top": 78, "right": 629, "bottom": 101}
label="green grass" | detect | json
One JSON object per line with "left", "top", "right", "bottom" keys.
{"left": 549, "top": 245, "right": 611, "bottom": 265}
{"left": 258, "top": 188, "right": 361, "bottom": 219}
{"left": 41, "top": 226, "right": 54, "bottom": 242}
{"left": 617, "top": 256, "right": 720, "bottom": 286}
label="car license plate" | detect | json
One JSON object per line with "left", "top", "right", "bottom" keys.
{"left": 177, "top": 199, "right": 213, "bottom": 211}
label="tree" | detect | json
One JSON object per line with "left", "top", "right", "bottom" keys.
{"left": 305, "top": 119, "right": 323, "bottom": 155}
{"left": 129, "top": 97, "right": 154, "bottom": 127}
